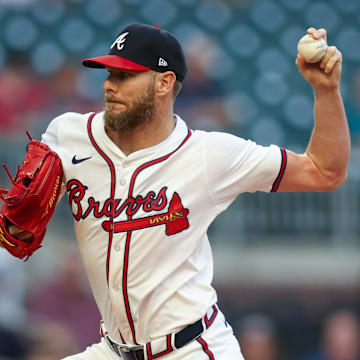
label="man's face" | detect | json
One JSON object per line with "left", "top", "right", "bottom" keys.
{"left": 103, "top": 68, "right": 156, "bottom": 132}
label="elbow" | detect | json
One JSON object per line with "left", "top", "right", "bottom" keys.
{"left": 321, "top": 170, "right": 348, "bottom": 191}
{"left": 333, "top": 171, "right": 348, "bottom": 189}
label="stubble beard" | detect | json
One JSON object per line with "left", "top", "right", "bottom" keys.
{"left": 104, "top": 83, "right": 156, "bottom": 133}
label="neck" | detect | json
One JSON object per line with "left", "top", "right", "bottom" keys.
{"left": 105, "top": 107, "right": 176, "bottom": 156}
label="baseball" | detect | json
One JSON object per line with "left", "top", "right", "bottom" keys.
{"left": 297, "top": 34, "right": 327, "bottom": 63}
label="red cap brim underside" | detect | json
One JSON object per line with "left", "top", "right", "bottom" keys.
{"left": 82, "top": 55, "right": 151, "bottom": 71}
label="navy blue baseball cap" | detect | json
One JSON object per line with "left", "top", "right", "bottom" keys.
{"left": 82, "top": 23, "right": 187, "bottom": 82}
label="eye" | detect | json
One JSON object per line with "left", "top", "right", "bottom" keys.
{"left": 105, "top": 69, "right": 134, "bottom": 81}
{"left": 118, "top": 71, "right": 133, "bottom": 80}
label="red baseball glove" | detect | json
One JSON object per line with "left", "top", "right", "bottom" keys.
{"left": 0, "top": 138, "right": 63, "bottom": 260}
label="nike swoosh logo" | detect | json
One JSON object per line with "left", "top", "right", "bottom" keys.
{"left": 72, "top": 155, "right": 92, "bottom": 164}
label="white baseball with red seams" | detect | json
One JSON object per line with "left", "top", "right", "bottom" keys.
{"left": 42, "top": 111, "right": 286, "bottom": 360}
{"left": 297, "top": 34, "right": 327, "bottom": 63}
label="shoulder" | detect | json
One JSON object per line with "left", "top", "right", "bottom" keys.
{"left": 48, "top": 111, "right": 95, "bottom": 129}
{"left": 192, "top": 128, "right": 246, "bottom": 141}
{"left": 192, "top": 129, "right": 253, "bottom": 152}
{"left": 42, "top": 111, "right": 98, "bottom": 151}
{"left": 194, "top": 128, "right": 281, "bottom": 175}
{"left": 45, "top": 111, "right": 97, "bottom": 139}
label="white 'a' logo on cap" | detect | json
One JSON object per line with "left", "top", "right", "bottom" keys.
{"left": 111, "top": 32, "right": 130, "bottom": 51}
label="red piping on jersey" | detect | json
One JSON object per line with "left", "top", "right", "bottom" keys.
{"left": 197, "top": 337, "right": 215, "bottom": 360}
{"left": 87, "top": 113, "right": 115, "bottom": 282}
{"left": 205, "top": 305, "right": 218, "bottom": 329}
{"left": 123, "top": 125, "right": 192, "bottom": 345}
{"left": 271, "top": 147, "right": 287, "bottom": 192}
{"left": 146, "top": 334, "right": 173, "bottom": 360}
{"left": 87, "top": 113, "right": 126, "bottom": 344}
{"left": 118, "top": 329, "right": 126, "bottom": 344}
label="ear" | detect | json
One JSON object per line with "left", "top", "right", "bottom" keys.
{"left": 155, "top": 71, "right": 176, "bottom": 97}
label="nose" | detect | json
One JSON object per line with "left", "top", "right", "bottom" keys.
{"left": 103, "top": 74, "right": 117, "bottom": 94}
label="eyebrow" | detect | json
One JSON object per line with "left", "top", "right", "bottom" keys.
{"left": 106, "top": 67, "right": 138, "bottom": 75}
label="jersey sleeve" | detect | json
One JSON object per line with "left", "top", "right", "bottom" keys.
{"left": 41, "top": 113, "right": 65, "bottom": 153}
{"left": 41, "top": 113, "right": 67, "bottom": 200}
{"left": 204, "top": 132, "right": 286, "bottom": 212}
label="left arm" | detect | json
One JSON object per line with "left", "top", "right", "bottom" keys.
{"left": 278, "top": 28, "right": 350, "bottom": 192}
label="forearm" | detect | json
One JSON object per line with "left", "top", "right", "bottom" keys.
{"left": 306, "top": 86, "right": 350, "bottom": 185}
{"left": 278, "top": 28, "right": 350, "bottom": 192}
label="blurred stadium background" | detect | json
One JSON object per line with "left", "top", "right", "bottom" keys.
{"left": 0, "top": 0, "right": 360, "bottom": 359}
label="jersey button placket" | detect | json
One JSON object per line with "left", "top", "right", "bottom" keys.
{"left": 108, "top": 160, "right": 131, "bottom": 339}
{"left": 109, "top": 158, "right": 128, "bottom": 298}
{"left": 118, "top": 160, "right": 130, "bottom": 188}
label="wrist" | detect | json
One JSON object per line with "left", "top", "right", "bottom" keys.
{"left": 313, "top": 84, "right": 341, "bottom": 96}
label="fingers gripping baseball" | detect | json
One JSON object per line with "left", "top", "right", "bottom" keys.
{"left": 296, "top": 27, "right": 342, "bottom": 89}
{"left": 320, "top": 46, "right": 341, "bottom": 74}
{"left": 308, "top": 27, "right": 327, "bottom": 43}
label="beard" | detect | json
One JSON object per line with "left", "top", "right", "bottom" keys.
{"left": 104, "top": 83, "right": 156, "bottom": 133}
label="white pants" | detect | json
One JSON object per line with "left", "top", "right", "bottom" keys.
{"left": 63, "top": 308, "right": 244, "bottom": 360}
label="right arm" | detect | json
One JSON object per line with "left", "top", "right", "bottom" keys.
{"left": 277, "top": 28, "right": 350, "bottom": 192}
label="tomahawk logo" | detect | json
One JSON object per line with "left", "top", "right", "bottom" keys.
{"left": 102, "top": 192, "right": 189, "bottom": 236}
{"left": 111, "top": 32, "right": 130, "bottom": 51}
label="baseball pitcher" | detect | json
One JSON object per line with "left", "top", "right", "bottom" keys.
{"left": 0, "top": 24, "right": 349, "bottom": 360}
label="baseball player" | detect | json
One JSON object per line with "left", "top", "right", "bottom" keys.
{"left": 0, "top": 24, "right": 349, "bottom": 360}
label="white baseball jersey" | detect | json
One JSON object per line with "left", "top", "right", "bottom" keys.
{"left": 42, "top": 111, "right": 286, "bottom": 349}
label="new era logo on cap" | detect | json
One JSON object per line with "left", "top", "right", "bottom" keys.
{"left": 82, "top": 23, "right": 187, "bottom": 82}
{"left": 158, "top": 57, "right": 168, "bottom": 67}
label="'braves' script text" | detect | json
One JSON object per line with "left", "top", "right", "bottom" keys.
{"left": 67, "top": 179, "right": 168, "bottom": 221}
